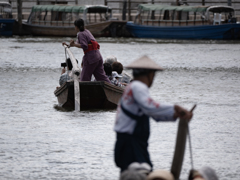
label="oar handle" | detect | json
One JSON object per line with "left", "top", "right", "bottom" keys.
{"left": 190, "top": 104, "right": 197, "bottom": 112}
{"left": 180, "top": 104, "right": 196, "bottom": 116}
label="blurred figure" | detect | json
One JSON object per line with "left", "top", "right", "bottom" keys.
{"left": 114, "top": 55, "right": 193, "bottom": 172}
{"left": 147, "top": 169, "right": 174, "bottom": 180}
{"left": 103, "top": 63, "right": 126, "bottom": 87}
{"left": 104, "top": 55, "right": 117, "bottom": 65}
{"left": 59, "top": 58, "right": 80, "bottom": 86}
{"left": 112, "top": 61, "right": 123, "bottom": 74}
{"left": 128, "top": 162, "right": 151, "bottom": 176}
{"left": 188, "top": 166, "right": 218, "bottom": 180}
{"left": 120, "top": 162, "right": 151, "bottom": 180}
{"left": 112, "top": 61, "right": 132, "bottom": 84}
{"left": 120, "top": 169, "right": 147, "bottom": 180}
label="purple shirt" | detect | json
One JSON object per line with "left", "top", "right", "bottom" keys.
{"left": 76, "top": 29, "right": 102, "bottom": 64}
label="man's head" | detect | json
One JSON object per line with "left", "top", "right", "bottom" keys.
{"left": 74, "top": 18, "right": 85, "bottom": 32}
{"left": 112, "top": 61, "right": 123, "bottom": 74}
{"left": 103, "top": 62, "right": 112, "bottom": 76}
{"left": 132, "top": 69, "right": 156, "bottom": 87}
{"left": 125, "top": 56, "right": 163, "bottom": 87}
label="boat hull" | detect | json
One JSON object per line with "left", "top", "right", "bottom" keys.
{"left": 126, "top": 22, "right": 240, "bottom": 40}
{"left": 0, "top": 19, "right": 15, "bottom": 36}
{"left": 54, "top": 81, "right": 124, "bottom": 110}
{"left": 23, "top": 20, "right": 126, "bottom": 37}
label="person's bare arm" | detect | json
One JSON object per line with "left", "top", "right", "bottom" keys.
{"left": 69, "top": 39, "right": 82, "bottom": 48}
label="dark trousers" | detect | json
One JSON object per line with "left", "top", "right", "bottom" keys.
{"left": 81, "top": 59, "right": 110, "bottom": 83}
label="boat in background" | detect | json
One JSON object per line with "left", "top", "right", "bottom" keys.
{"left": 126, "top": 4, "right": 240, "bottom": 40}
{"left": 23, "top": 4, "right": 126, "bottom": 37}
{"left": 0, "top": 2, "right": 15, "bottom": 36}
{"left": 54, "top": 81, "right": 123, "bottom": 110}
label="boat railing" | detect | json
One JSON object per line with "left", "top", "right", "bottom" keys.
{"left": 141, "top": 19, "right": 207, "bottom": 26}
{"left": 32, "top": 20, "right": 74, "bottom": 26}
{"left": 138, "top": 14, "right": 233, "bottom": 26}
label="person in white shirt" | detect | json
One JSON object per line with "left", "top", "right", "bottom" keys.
{"left": 114, "top": 55, "right": 193, "bottom": 173}
{"left": 59, "top": 58, "right": 80, "bottom": 86}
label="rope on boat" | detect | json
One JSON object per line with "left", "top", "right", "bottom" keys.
{"left": 63, "top": 44, "right": 81, "bottom": 111}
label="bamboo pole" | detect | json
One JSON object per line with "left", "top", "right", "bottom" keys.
{"left": 128, "top": 0, "right": 131, "bottom": 21}
{"left": 63, "top": 45, "right": 81, "bottom": 111}
{"left": 171, "top": 118, "right": 188, "bottom": 179}
{"left": 171, "top": 105, "right": 196, "bottom": 180}
{"left": 17, "top": 0, "right": 22, "bottom": 32}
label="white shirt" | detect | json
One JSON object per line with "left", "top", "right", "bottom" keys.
{"left": 114, "top": 80, "right": 176, "bottom": 134}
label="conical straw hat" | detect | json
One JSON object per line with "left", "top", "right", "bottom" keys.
{"left": 125, "top": 55, "right": 164, "bottom": 71}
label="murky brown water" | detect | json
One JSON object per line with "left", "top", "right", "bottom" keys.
{"left": 0, "top": 36, "right": 240, "bottom": 179}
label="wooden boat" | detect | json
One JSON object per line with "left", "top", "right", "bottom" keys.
{"left": 22, "top": 4, "right": 126, "bottom": 37}
{"left": 126, "top": 4, "right": 240, "bottom": 40}
{"left": 54, "top": 81, "right": 124, "bottom": 110}
{"left": 0, "top": 2, "right": 15, "bottom": 36}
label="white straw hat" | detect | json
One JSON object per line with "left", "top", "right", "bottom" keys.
{"left": 112, "top": 71, "right": 122, "bottom": 78}
{"left": 125, "top": 55, "right": 164, "bottom": 71}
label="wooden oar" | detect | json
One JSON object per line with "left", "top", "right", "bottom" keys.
{"left": 63, "top": 44, "right": 81, "bottom": 111}
{"left": 170, "top": 105, "right": 196, "bottom": 180}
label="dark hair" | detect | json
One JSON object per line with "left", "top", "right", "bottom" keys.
{"left": 112, "top": 62, "right": 123, "bottom": 74}
{"left": 103, "top": 63, "right": 112, "bottom": 76}
{"left": 74, "top": 19, "right": 85, "bottom": 32}
{"left": 66, "top": 58, "right": 78, "bottom": 70}
{"left": 132, "top": 69, "right": 155, "bottom": 78}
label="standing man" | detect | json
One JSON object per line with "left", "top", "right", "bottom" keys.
{"left": 114, "top": 55, "right": 193, "bottom": 172}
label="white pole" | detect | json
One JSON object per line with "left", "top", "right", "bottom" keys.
{"left": 63, "top": 45, "right": 81, "bottom": 111}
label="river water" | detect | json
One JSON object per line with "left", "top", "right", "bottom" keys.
{"left": 0, "top": 36, "right": 240, "bottom": 180}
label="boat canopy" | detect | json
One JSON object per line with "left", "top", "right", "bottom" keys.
{"left": 138, "top": 4, "right": 209, "bottom": 13}
{"left": 206, "top": 5, "right": 234, "bottom": 13}
{"left": 0, "top": 2, "right": 12, "bottom": 16}
{"left": 27, "top": 4, "right": 113, "bottom": 25}
{"left": 31, "top": 5, "right": 112, "bottom": 14}
{"left": 0, "top": 2, "right": 12, "bottom": 6}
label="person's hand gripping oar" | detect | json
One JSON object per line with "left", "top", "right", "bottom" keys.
{"left": 171, "top": 104, "right": 196, "bottom": 180}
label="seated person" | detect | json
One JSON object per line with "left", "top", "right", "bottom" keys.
{"left": 112, "top": 61, "right": 132, "bottom": 84}
{"left": 188, "top": 166, "right": 218, "bottom": 180}
{"left": 59, "top": 58, "right": 80, "bottom": 86}
{"left": 147, "top": 169, "right": 174, "bottom": 180}
{"left": 112, "top": 71, "right": 122, "bottom": 80}
{"left": 104, "top": 55, "right": 117, "bottom": 65}
{"left": 119, "top": 162, "right": 151, "bottom": 180}
{"left": 103, "top": 63, "right": 126, "bottom": 88}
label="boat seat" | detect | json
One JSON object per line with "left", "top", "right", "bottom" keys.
{"left": 213, "top": 13, "right": 221, "bottom": 25}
